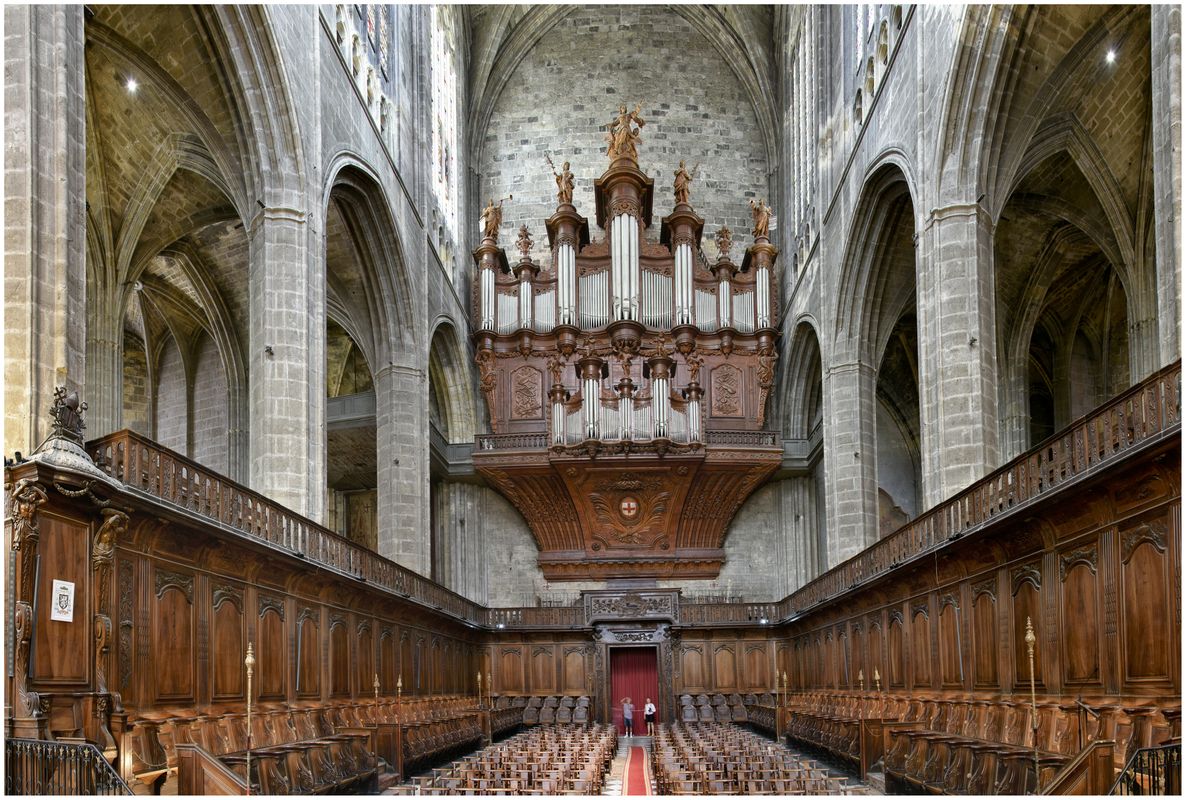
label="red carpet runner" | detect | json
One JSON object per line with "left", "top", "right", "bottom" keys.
{"left": 622, "top": 745, "right": 650, "bottom": 795}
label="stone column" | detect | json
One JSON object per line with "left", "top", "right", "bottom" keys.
{"left": 248, "top": 206, "right": 325, "bottom": 517}
{"left": 823, "top": 359, "right": 878, "bottom": 565}
{"left": 780, "top": 475, "right": 820, "bottom": 593}
{"left": 375, "top": 357, "right": 429, "bottom": 574}
{"left": 915, "top": 203, "right": 1000, "bottom": 506}
{"left": 4, "top": 5, "right": 87, "bottom": 456}
{"left": 1152, "top": 3, "right": 1181, "bottom": 369}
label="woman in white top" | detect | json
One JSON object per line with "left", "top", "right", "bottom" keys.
{"left": 643, "top": 698, "right": 657, "bottom": 736}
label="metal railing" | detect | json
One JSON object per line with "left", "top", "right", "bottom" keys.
{"left": 1109, "top": 742, "right": 1181, "bottom": 795}
{"left": 6, "top": 738, "right": 132, "bottom": 795}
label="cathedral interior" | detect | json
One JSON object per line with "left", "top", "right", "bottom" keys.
{"left": 3, "top": 3, "right": 1182, "bottom": 796}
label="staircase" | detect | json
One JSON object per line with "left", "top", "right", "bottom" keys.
{"left": 1109, "top": 741, "right": 1181, "bottom": 795}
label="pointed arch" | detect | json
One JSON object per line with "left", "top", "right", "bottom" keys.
{"left": 427, "top": 319, "right": 477, "bottom": 445}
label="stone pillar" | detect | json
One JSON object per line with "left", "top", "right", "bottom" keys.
{"left": 84, "top": 304, "right": 122, "bottom": 439}
{"left": 248, "top": 206, "right": 325, "bottom": 517}
{"left": 823, "top": 359, "right": 878, "bottom": 565}
{"left": 916, "top": 203, "right": 1000, "bottom": 506}
{"left": 4, "top": 5, "right": 87, "bottom": 456}
{"left": 376, "top": 358, "right": 429, "bottom": 574}
{"left": 1152, "top": 4, "right": 1181, "bottom": 369}
{"left": 781, "top": 476, "right": 820, "bottom": 593}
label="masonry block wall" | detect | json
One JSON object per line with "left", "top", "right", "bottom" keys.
{"left": 477, "top": 5, "right": 771, "bottom": 265}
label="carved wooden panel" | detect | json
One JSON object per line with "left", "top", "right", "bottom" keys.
{"left": 33, "top": 513, "right": 91, "bottom": 685}
{"left": 563, "top": 647, "right": 587, "bottom": 693}
{"left": 680, "top": 645, "right": 705, "bottom": 692}
{"left": 713, "top": 645, "right": 736, "bottom": 690}
{"left": 972, "top": 585, "right": 998, "bottom": 688}
{"left": 710, "top": 364, "right": 744, "bottom": 417}
{"left": 745, "top": 644, "right": 769, "bottom": 690}
{"left": 530, "top": 645, "right": 555, "bottom": 693}
{"left": 399, "top": 634, "right": 413, "bottom": 690}
{"left": 296, "top": 612, "right": 319, "bottom": 697}
{"left": 498, "top": 647, "right": 524, "bottom": 693}
{"left": 356, "top": 622, "right": 374, "bottom": 697}
{"left": 888, "top": 613, "right": 904, "bottom": 688}
{"left": 910, "top": 604, "right": 931, "bottom": 688}
{"left": 210, "top": 584, "right": 244, "bottom": 702}
{"left": 1012, "top": 575, "right": 1043, "bottom": 687}
{"left": 153, "top": 567, "right": 195, "bottom": 702}
{"left": 1120, "top": 527, "right": 1172, "bottom": 682}
{"left": 939, "top": 597, "right": 961, "bottom": 687}
{"left": 257, "top": 603, "right": 286, "bottom": 701}
{"left": 510, "top": 366, "right": 543, "bottom": 420}
{"left": 1061, "top": 546, "right": 1101, "bottom": 686}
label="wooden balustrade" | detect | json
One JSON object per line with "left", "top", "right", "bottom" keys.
{"left": 86, "top": 429, "right": 485, "bottom": 627}
{"left": 777, "top": 361, "right": 1180, "bottom": 621}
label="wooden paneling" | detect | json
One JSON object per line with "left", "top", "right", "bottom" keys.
{"left": 257, "top": 601, "right": 286, "bottom": 701}
{"left": 1060, "top": 546, "right": 1101, "bottom": 686}
{"left": 153, "top": 567, "right": 195, "bottom": 702}
{"left": 530, "top": 646, "right": 555, "bottom": 693}
{"left": 296, "top": 611, "right": 320, "bottom": 697}
{"left": 33, "top": 513, "right": 91, "bottom": 685}
{"left": 498, "top": 647, "right": 524, "bottom": 693}
{"left": 562, "top": 647, "right": 587, "bottom": 693}
{"left": 971, "top": 583, "right": 998, "bottom": 688}
{"left": 712, "top": 644, "right": 736, "bottom": 690}
{"left": 1119, "top": 521, "right": 1172, "bottom": 683}
{"left": 209, "top": 584, "right": 244, "bottom": 702}
{"left": 680, "top": 645, "right": 706, "bottom": 692}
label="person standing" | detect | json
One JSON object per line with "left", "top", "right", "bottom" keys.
{"left": 644, "top": 698, "right": 657, "bottom": 736}
{"left": 621, "top": 697, "right": 635, "bottom": 737}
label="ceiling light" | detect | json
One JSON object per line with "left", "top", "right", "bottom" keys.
{"left": 126, "top": 77, "right": 138, "bottom": 93}
{"left": 1105, "top": 50, "right": 1116, "bottom": 64}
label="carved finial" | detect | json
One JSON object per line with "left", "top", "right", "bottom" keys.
{"left": 516, "top": 224, "right": 534, "bottom": 259}
{"left": 748, "top": 198, "right": 773, "bottom": 240}
{"left": 715, "top": 226, "right": 733, "bottom": 260}
{"left": 50, "top": 387, "right": 87, "bottom": 445}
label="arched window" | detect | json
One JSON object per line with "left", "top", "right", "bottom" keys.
{"left": 432, "top": 5, "right": 459, "bottom": 245}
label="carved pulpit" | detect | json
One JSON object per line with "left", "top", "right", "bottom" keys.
{"left": 472, "top": 106, "right": 781, "bottom": 581}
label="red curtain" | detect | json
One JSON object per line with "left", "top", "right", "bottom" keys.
{"left": 610, "top": 647, "right": 660, "bottom": 734}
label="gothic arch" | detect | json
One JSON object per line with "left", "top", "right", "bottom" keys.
{"left": 323, "top": 156, "right": 419, "bottom": 361}
{"left": 782, "top": 320, "right": 824, "bottom": 441}
{"left": 427, "top": 320, "right": 477, "bottom": 444}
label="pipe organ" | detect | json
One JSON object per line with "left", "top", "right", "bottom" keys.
{"left": 472, "top": 106, "right": 782, "bottom": 581}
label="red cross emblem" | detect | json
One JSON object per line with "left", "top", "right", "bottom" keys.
{"left": 620, "top": 497, "right": 640, "bottom": 520}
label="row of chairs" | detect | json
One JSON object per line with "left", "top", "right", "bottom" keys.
{"left": 651, "top": 721, "right": 857, "bottom": 795}
{"left": 129, "top": 694, "right": 476, "bottom": 793}
{"left": 399, "top": 723, "right": 617, "bottom": 795}
{"left": 493, "top": 696, "right": 591, "bottom": 710}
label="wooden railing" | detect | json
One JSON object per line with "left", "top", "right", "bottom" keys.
{"left": 679, "top": 603, "right": 777, "bottom": 626}
{"left": 776, "top": 360, "right": 1180, "bottom": 621}
{"left": 487, "top": 606, "right": 584, "bottom": 629}
{"left": 87, "top": 429, "right": 486, "bottom": 627}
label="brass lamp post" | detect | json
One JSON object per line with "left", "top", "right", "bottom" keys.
{"left": 1025, "top": 617, "right": 1039, "bottom": 791}
{"left": 245, "top": 642, "right": 255, "bottom": 796}
{"left": 477, "top": 671, "right": 483, "bottom": 709}
{"left": 374, "top": 672, "right": 380, "bottom": 700}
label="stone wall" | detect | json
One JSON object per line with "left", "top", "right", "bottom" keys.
{"left": 478, "top": 5, "right": 770, "bottom": 265}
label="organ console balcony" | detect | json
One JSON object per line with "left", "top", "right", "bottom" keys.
{"left": 471, "top": 106, "right": 782, "bottom": 582}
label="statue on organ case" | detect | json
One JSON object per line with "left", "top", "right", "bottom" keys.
{"left": 605, "top": 103, "right": 646, "bottom": 162}
{"left": 481, "top": 195, "right": 511, "bottom": 241}
{"left": 547, "top": 154, "right": 575, "bottom": 206}
{"left": 673, "top": 160, "right": 697, "bottom": 206}
{"left": 749, "top": 197, "right": 773, "bottom": 239}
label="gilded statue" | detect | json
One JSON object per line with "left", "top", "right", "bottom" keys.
{"left": 605, "top": 103, "right": 645, "bottom": 162}
{"left": 547, "top": 154, "right": 575, "bottom": 206}
{"left": 673, "top": 160, "right": 697, "bottom": 206}
{"left": 481, "top": 195, "right": 511, "bottom": 241}
{"left": 749, "top": 198, "right": 773, "bottom": 239}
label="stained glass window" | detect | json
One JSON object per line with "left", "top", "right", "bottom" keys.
{"left": 431, "top": 5, "right": 459, "bottom": 240}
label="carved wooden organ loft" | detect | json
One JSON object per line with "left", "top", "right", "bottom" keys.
{"left": 471, "top": 105, "right": 782, "bottom": 582}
